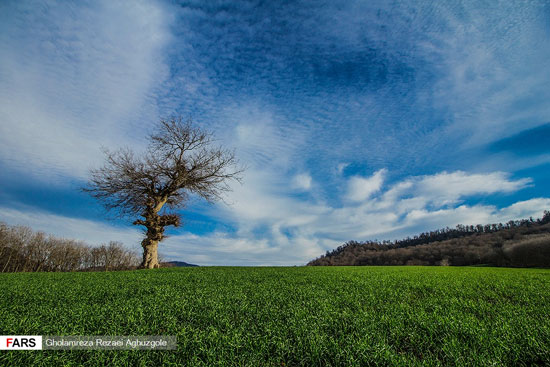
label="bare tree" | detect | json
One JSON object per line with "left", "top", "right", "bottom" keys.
{"left": 83, "top": 117, "right": 243, "bottom": 269}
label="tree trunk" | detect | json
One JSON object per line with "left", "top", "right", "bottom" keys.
{"left": 141, "top": 238, "right": 160, "bottom": 269}
{"left": 137, "top": 206, "right": 169, "bottom": 270}
{"left": 1, "top": 248, "right": 13, "bottom": 272}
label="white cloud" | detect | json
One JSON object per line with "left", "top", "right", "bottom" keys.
{"left": 308, "top": 1, "right": 550, "bottom": 172}
{"left": 0, "top": 206, "right": 142, "bottom": 251}
{"left": 498, "top": 198, "right": 550, "bottom": 220}
{"left": 0, "top": 0, "right": 173, "bottom": 182}
{"left": 427, "top": 1, "right": 550, "bottom": 149}
{"left": 392, "top": 171, "right": 532, "bottom": 207}
{"left": 0, "top": 205, "right": 328, "bottom": 266}
{"left": 196, "top": 167, "right": 547, "bottom": 264}
{"left": 346, "top": 169, "right": 387, "bottom": 202}
{"left": 1, "top": 1, "right": 548, "bottom": 266}
{"left": 293, "top": 173, "right": 312, "bottom": 191}
{"left": 214, "top": 103, "right": 309, "bottom": 170}
{"left": 337, "top": 163, "right": 349, "bottom": 175}
{"left": 1, "top": 168, "right": 548, "bottom": 265}
{"left": 160, "top": 231, "right": 328, "bottom": 266}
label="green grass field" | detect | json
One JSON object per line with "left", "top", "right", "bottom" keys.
{"left": 0, "top": 266, "right": 549, "bottom": 366}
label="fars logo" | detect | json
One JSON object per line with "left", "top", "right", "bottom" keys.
{"left": 0, "top": 336, "right": 42, "bottom": 350}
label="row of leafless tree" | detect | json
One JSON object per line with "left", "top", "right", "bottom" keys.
{"left": 0, "top": 222, "right": 140, "bottom": 272}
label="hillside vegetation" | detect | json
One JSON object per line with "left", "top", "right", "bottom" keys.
{"left": 309, "top": 211, "right": 550, "bottom": 267}
{"left": 0, "top": 267, "right": 549, "bottom": 366}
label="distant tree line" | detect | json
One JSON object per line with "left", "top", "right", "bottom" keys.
{"left": 308, "top": 211, "right": 550, "bottom": 267}
{"left": 0, "top": 222, "right": 141, "bottom": 272}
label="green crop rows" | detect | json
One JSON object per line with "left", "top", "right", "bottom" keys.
{"left": 0, "top": 266, "right": 549, "bottom": 366}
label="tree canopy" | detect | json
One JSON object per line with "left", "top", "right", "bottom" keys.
{"left": 84, "top": 117, "right": 243, "bottom": 268}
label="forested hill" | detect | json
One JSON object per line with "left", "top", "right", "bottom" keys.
{"left": 308, "top": 211, "right": 550, "bottom": 267}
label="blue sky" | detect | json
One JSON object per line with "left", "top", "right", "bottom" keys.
{"left": 1, "top": 0, "right": 549, "bottom": 265}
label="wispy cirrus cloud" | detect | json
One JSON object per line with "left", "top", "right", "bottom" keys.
{"left": 1, "top": 0, "right": 549, "bottom": 265}
{"left": 1, "top": 168, "right": 546, "bottom": 265}
{"left": 346, "top": 169, "right": 387, "bottom": 202}
{"left": 191, "top": 167, "right": 544, "bottom": 263}
{"left": 0, "top": 205, "right": 142, "bottom": 252}
{"left": 0, "top": 0, "right": 173, "bottom": 181}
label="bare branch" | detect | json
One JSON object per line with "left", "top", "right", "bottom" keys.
{"left": 83, "top": 117, "right": 244, "bottom": 268}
